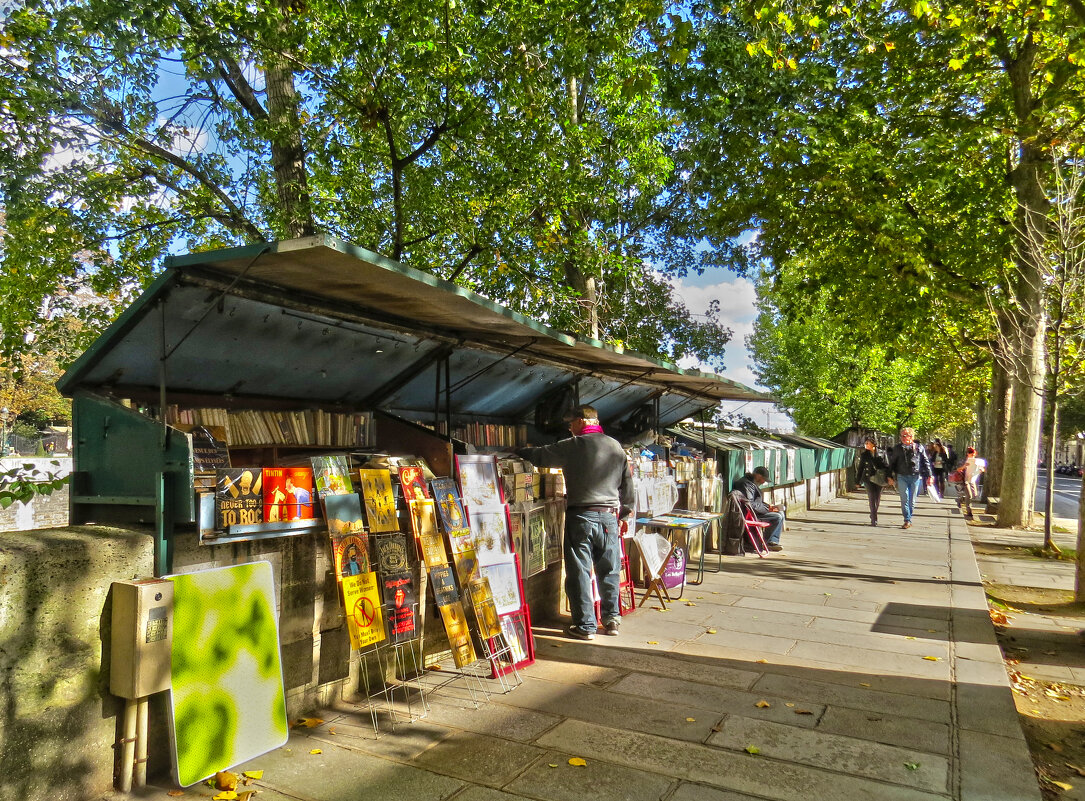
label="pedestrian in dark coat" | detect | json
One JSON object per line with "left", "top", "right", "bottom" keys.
{"left": 855, "top": 436, "right": 890, "bottom": 526}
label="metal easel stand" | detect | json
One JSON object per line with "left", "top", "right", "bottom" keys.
{"left": 378, "top": 632, "right": 431, "bottom": 728}
{"left": 479, "top": 630, "right": 523, "bottom": 695}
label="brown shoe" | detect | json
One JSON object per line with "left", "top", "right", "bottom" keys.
{"left": 902, "top": 521, "right": 912, "bottom": 529}
{"left": 767, "top": 544, "right": 783, "bottom": 552}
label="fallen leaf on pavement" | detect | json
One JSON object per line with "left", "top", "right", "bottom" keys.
{"left": 328, "top": 727, "right": 337, "bottom": 734}
{"left": 212, "top": 794, "right": 237, "bottom": 801}
{"left": 859, "top": 683, "right": 871, "bottom": 687}
{"left": 904, "top": 762, "right": 920, "bottom": 771}
{"left": 548, "top": 764, "right": 558, "bottom": 768}
{"left": 237, "top": 792, "right": 256, "bottom": 801}
{"left": 292, "top": 718, "right": 324, "bottom": 729}
{"left": 568, "top": 757, "right": 587, "bottom": 767}
{"left": 1065, "top": 764, "right": 1085, "bottom": 777}
{"left": 1049, "top": 743, "right": 1065, "bottom": 753}
{"left": 755, "top": 700, "right": 771, "bottom": 708}
{"left": 685, "top": 602, "right": 696, "bottom": 606}
{"left": 745, "top": 745, "right": 760, "bottom": 754}
{"left": 214, "top": 772, "right": 239, "bottom": 791}
{"left": 922, "top": 656, "right": 940, "bottom": 661}
{"left": 707, "top": 628, "right": 717, "bottom": 634}
{"left": 242, "top": 772, "right": 263, "bottom": 780}
{"left": 309, "top": 749, "right": 322, "bottom": 755}
{"left": 647, "top": 641, "right": 659, "bottom": 645}
{"left": 756, "top": 659, "right": 767, "bottom": 664}
{"left": 785, "top": 703, "right": 795, "bottom": 707}
{"left": 1051, "top": 780, "right": 1073, "bottom": 791}
{"left": 795, "top": 709, "right": 813, "bottom": 715}
{"left": 167, "top": 792, "right": 185, "bottom": 797}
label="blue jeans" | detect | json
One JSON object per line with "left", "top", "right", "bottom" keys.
{"left": 896, "top": 474, "right": 921, "bottom": 522}
{"left": 759, "top": 511, "right": 784, "bottom": 545}
{"left": 564, "top": 510, "right": 621, "bottom": 632}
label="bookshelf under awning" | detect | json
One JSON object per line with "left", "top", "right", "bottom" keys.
{"left": 58, "top": 235, "right": 768, "bottom": 428}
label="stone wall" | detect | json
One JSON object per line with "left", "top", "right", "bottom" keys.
{"left": 0, "top": 458, "right": 72, "bottom": 533}
{"left": 0, "top": 525, "right": 153, "bottom": 801}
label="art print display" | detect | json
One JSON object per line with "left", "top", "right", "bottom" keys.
{"left": 381, "top": 572, "right": 418, "bottom": 643}
{"left": 467, "top": 578, "right": 502, "bottom": 639}
{"left": 311, "top": 454, "right": 353, "bottom": 498}
{"left": 525, "top": 507, "right": 547, "bottom": 577}
{"left": 216, "top": 468, "right": 263, "bottom": 528}
{"left": 455, "top": 454, "right": 503, "bottom": 511}
{"left": 453, "top": 545, "right": 481, "bottom": 587}
{"left": 431, "top": 477, "right": 468, "bottom": 532}
{"left": 489, "top": 607, "right": 535, "bottom": 678}
{"left": 428, "top": 564, "right": 460, "bottom": 607}
{"left": 167, "top": 562, "right": 287, "bottom": 786}
{"left": 408, "top": 497, "right": 439, "bottom": 542}
{"left": 324, "top": 492, "right": 366, "bottom": 537}
{"left": 332, "top": 532, "right": 370, "bottom": 578}
{"left": 341, "top": 571, "right": 386, "bottom": 650}
{"left": 398, "top": 465, "right": 430, "bottom": 501}
{"left": 374, "top": 533, "right": 410, "bottom": 575}
{"left": 471, "top": 507, "right": 512, "bottom": 565}
{"left": 358, "top": 468, "right": 399, "bottom": 532}
{"left": 262, "top": 467, "right": 314, "bottom": 522}
{"left": 479, "top": 555, "right": 522, "bottom": 616}
{"left": 437, "top": 601, "right": 477, "bottom": 668}
{"left": 418, "top": 528, "right": 449, "bottom": 569}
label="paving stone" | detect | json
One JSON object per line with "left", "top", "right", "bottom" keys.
{"left": 708, "top": 716, "right": 950, "bottom": 794}
{"left": 303, "top": 714, "right": 454, "bottom": 761}
{"left": 521, "top": 658, "right": 625, "bottom": 688}
{"left": 411, "top": 730, "right": 546, "bottom": 788}
{"left": 450, "top": 786, "right": 534, "bottom": 801}
{"left": 535, "top": 719, "right": 947, "bottom": 801}
{"left": 418, "top": 697, "right": 563, "bottom": 742}
{"left": 609, "top": 672, "right": 823, "bottom": 729}
{"left": 751, "top": 673, "right": 950, "bottom": 724}
{"left": 958, "top": 730, "right": 1043, "bottom": 801}
{"left": 787, "top": 641, "right": 952, "bottom": 679}
{"left": 505, "top": 749, "right": 677, "bottom": 801}
{"left": 954, "top": 681, "right": 1028, "bottom": 738}
{"left": 667, "top": 784, "right": 771, "bottom": 801}
{"left": 539, "top": 643, "right": 760, "bottom": 690}
{"left": 682, "top": 626, "right": 799, "bottom": 654}
{"left": 817, "top": 706, "right": 951, "bottom": 755}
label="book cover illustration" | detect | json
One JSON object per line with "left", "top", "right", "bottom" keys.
{"left": 374, "top": 533, "right": 410, "bottom": 575}
{"left": 358, "top": 468, "right": 399, "bottom": 532}
{"left": 332, "top": 532, "right": 370, "bottom": 578}
{"left": 216, "top": 468, "right": 263, "bottom": 528}
{"left": 438, "top": 601, "right": 477, "bottom": 668}
{"left": 428, "top": 565, "right": 460, "bottom": 607}
{"left": 324, "top": 493, "right": 367, "bottom": 537}
{"left": 398, "top": 466, "right": 430, "bottom": 502}
{"left": 262, "top": 467, "right": 314, "bottom": 522}
{"left": 471, "top": 508, "right": 512, "bottom": 566}
{"left": 178, "top": 424, "right": 231, "bottom": 473}
{"left": 381, "top": 572, "right": 418, "bottom": 643}
{"left": 341, "top": 571, "right": 386, "bottom": 650}
{"left": 525, "top": 507, "right": 547, "bottom": 577}
{"left": 467, "top": 578, "right": 502, "bottom": 639}
{"left": 431, "top": 477, "right": 468, "bottom": 533}
{"left": 480, "top": 555, "right": 522, "bottom": 616}
{"left": 311, "top": 454, "right": 353, "bottom": 498}
{"left": 453, "top": 545, "right": 480, "bottom": 587}
{"left": 454, "top": 455, "right": 503, "bottom": 511}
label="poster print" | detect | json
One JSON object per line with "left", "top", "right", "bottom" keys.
{"left": 428, "top": 564, "right": 460, "bottom": 606}
{"left": 341, "top": 572, "right": 386, "bottom": 650}
{"left": 399, "top": 466, "right": 430, "bottom": 502}
{"left": 374, "top": 533, "right": 410, "bottom": 575}
{"left": 471, "top": 508, "right": 512, "bottom": 566}
{"left": 408, "top": 498, "right": 439, "bottom": 541}
{"left": 480, "top": 555, "right": 521, "bottom": 616}
{"left": 358, "top": 469, "right": 398, "bottom": 533}
{"left": 544, "top": 500, "right": 563, "bottom": 564}
{"left": 508, "top": 512, "right": 525, "bottom": 565}
{"left": 467, "top": 578, "right": 502, "bottom": 638}
{"left": 438, "top": 601, "right": 477, "bottom": 668}
{"left": 381, "top": 572, "right": 418, "bottom": 643}
{"left": 447, "top": 529, "right": 475, "bottom": 556}
{"left": 311, "top": 454, "right": 353, "bottom": 498}
{"left": 489, "top": 607, "right": 534, "bottom": 678}
{"left": 332, "top": 532, "right": 370, "bottom": 578}
{"left": 216, "top": 468, "right": 263, "bottom": 528}
{"left": 525, "top": 508, "right": 547, "bottom": 577}
{"left": 431, "top": 477, "right": 468, "bottom": 533}
{"left": 455, "top": 454, "right": 503, "bottom": 511}
{"left": 453, "top": 545, "right": 481, "bottom": 587}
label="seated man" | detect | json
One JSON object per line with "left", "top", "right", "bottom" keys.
{"left": 733, "top": 466, "right": 784, "bottom": 551}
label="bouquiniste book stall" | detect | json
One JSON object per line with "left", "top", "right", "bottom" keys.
{"left": 57, "top": 236, "right": 767, "bottom": 788}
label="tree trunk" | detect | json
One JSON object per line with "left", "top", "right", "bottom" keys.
{"left": 1076, "top": 470, "right": 1085, "bottom": 599}
{"left": 1043, "top": 400, "right": 1058, "bottom": 549}
{"left": 562, "top": 74, "right": 599, "bottom": 340}
{"left": 264, "top": 23, "right": 314, "bottom": 240}
{"left": 983, "top": 354, "right": 1011, "bottom": 498}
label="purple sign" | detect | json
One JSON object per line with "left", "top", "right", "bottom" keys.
{"left": 661, "top": 547, "right": 686, "bottom": 590}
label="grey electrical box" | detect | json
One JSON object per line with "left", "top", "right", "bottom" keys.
{"left": 110, "top": 579, "right": 174, "bottom": 699}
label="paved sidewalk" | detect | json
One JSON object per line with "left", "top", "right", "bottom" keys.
{"left": 130, "top": 492, "right": 1042, "bottom": 801}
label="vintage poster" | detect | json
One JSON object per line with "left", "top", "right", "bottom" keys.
{"left": 398, "top": 466, "right": 430, "bottom": 501}
{"left": 216, "top": 468, "right": 263, "bottom": 529}
{"left": 381, "top": 572, "right": 418, "bottom": 643}
{"left": 418, "top": 528, "right": 449, "bottom": 569}
{"left": 544, "top": 500, "right": 563, "bottom": 564}
{"left": 267, "top": 467, "right": 314, "bottom": 521}
{"left": 408, "top": 498, "right": 439, "bottom": 544}
{"left": 341, "top": 571, "right": 386, "bottom": 650}
{"left": 358, "top": 468, "right": 399, "bottom": 533}
{"left": 467, "top": 578, "right": 502, "bottom": 638}
{"left": 431, "top": 477, "right": 468, "bottom": 533}
{"left": 332, "top": 532, "right": 370, "bottom": 578}
{"left": 324, "top": 493, "right": 366, "bottom": 536}
{"left": 525, "top": 508, "right": 547, "bottom": 577}
{"left": 447, "top": 529, "right": 475, "bottom": 556}
{"left": 311, "top": 454, "right": 353, "bottom": 498}
{"left": 428, "top": 565, "right": 460, "bottom": 607}
{"left": 453, "top": 545, "right": 481, "bottom": 587}
{"left": 480, "top": 555, "right": 521, "bottom": 616}
{"left": 508, "top": 512, "right": 525, "bottom": 565}
{"left": 374, "top": 533, "right": 410, "bottom": 575}
{"left": 438, "top": 601, "right": 477, "bottom": 668}
{"left": 455, "top": 455, "right": 503, "bottom": 511}
{"left": 471, "top": 508, "right": 512, "bottom": 566}
{"left": 177, "top": 424, "right": 231, "bottom": 473}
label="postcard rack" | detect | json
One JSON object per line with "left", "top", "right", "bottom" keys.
{"left": 353, "top": 607, "right": 430, "bottom": 735}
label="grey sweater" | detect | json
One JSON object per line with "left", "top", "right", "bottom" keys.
{"left": 518, "top": 433, "right": 634, "bottom": 518}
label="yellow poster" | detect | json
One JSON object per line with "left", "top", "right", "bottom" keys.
{"left": 342, "top": 572, "right": 386, "bottom": 650}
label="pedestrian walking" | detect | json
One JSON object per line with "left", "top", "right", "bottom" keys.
{"left": 885, "top": 427, "right": 933, "bottom": 529}
{"left": 953, "top": 446, "right": 986, "bottom": 519}
{"left": 855, "top": 436, "right": 890, "bottom": 526}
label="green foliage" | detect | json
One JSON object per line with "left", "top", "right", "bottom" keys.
{"left": 0, "top": 461, "right": 70, "bottom": 509}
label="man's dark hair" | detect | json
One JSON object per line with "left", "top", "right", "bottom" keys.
{"left": 752, "top": 466, "right": 770, "bottom": 479}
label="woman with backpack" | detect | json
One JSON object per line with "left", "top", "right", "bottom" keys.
{"left": 856, "top": 436, "right": 890, "bottom": 526}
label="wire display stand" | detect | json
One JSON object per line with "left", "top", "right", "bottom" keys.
{"left": 351, "top": 604, "right": 429, "bottom": 735}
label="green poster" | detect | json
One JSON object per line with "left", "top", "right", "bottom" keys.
{"left": 167, "top": 562, "right": 288, "bottom": 786}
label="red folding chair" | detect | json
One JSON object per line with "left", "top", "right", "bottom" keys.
{"left": 738, "top": 499, "right": 771, "bottom": 557}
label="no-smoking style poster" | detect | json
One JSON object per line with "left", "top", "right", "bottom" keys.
{"left": 341, "top": 571, "right": 386, "bottom": 650}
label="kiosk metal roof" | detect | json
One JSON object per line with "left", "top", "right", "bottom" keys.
{"left": 59, "top": 235, "right": 769, "bottom": 428}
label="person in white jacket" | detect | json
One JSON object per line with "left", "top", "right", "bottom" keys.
{"left": 959, "top": 447, "right": 986, "bottom": 518}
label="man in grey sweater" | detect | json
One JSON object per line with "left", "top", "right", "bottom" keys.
{"left": 518, "top": 405, "right": 634, "bottom": 640}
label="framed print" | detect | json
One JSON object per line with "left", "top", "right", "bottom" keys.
{"left": 431, "top": 477, "right": 468, "bottom": 533}
{"left": 480, "top": 555, "right": 522, "bottom": 616}
{"left": 358, "top": 469, "right": 398, "bottom": 533}
{"left": 470, "top": 507, "right": 513, "bottom": 565}
{"left": 455, "top": 454, "right": 504, "bottom": 511}
{"left": 524, "top": 506, "right": 547, "bottom": 577}
{"left": 544, "top": 500, "right": 563, "bottom": 564}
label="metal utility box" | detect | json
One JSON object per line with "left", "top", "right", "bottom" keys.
{"left": 110, "top": 578, "right": 174, "bottom": 699}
